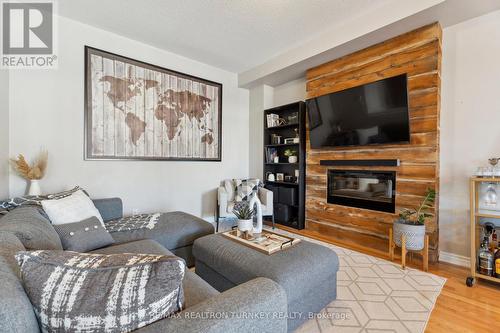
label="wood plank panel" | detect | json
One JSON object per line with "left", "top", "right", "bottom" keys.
{"left": 307, "top": 23, "right": 442, "bottom": 80}
{"left": 305, "top": 23, "right": 441, "bottom": 262}
{"left": 307, "top": 39, "right": 439, "bottom": 92}
{"left": 308, "top": 54, "right": 439, "bottom": 98}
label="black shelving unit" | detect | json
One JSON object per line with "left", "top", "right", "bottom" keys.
{"left": 263, "top": 101, "right": 305, "bottom": 230}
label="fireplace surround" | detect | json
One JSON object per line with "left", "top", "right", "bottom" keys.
{"left": 327, "top": 170, "right": 396, "bottom": 213}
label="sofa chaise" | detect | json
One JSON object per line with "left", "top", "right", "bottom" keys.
{"left": 0, "top": 198, "right": 288, "bottom": 333}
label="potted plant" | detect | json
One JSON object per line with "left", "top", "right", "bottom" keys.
{"left": 284, "top": 148, "right": 298, "bottom": 164}
{"left": 394, "top": 188, "right": 436, "bottom": 251}
{"left": 233, "top": 202, "right": 255, "bottom": 233}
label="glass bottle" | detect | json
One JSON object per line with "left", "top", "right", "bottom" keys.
{"left": 478, "top": 238, "right": 494, "bottom": 276}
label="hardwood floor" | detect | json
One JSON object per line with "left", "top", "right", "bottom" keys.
{"left": 275, "top": 225, "right": 500, "bottom": 332}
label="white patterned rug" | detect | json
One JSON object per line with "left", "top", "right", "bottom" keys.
{"left": 215, "top": 220, "right": 446, "bottom": 333}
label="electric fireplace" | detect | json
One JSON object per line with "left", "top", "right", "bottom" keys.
{"left": 327, "top": 170, "right": 396, "bottom": 213}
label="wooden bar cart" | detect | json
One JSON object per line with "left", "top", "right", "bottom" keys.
{"left": 467, "top": 177, "right": 500, "bottom": 287}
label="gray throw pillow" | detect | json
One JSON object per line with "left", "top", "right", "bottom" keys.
{"left": 53, "top": 217, "right": 115, "bottom": 252}
{"left": 16, "top": 250, "right": 186, "bottom": 333}
{"left": 0, "top": 206, "right": 63, "bottom": 250}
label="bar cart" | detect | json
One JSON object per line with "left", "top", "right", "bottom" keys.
{"left": 467, "top": 177, "right": 500, "bottom": 287}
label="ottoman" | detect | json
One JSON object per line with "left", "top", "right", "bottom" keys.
{"left": 193, "top": 233, "right": 339, "bottom": 331}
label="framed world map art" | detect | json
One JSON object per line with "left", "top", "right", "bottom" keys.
{"left": 84, "top": 46, "right": 222, "bottom": 161}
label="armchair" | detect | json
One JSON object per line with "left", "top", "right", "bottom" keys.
{"left": 216, "top": 179, "right": 274, "bottom": 232}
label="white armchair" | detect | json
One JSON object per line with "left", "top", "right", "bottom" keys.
{"left": 216, "top": 179, "right": 274, "bottom": 232}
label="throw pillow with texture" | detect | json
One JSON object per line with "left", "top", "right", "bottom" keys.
{"left": 16, "top": 250, "right": 186, "bottom": 333}
{"left": 235, "top": 178, "right": 261, "bottom": 202}
{"left": 53, "top": 216, "right": 115, "bottom": 252}
{"left": 41, "top": 190, "right": 104, "bottom": 225}
{"left": 0, "top": 186, "right": 85, "bottom": 216}
{"left": 0, "top": 206, "right": 63, "bottom": 250}
{"left": 47, "top": 186, "right": 82, "bottom": 199}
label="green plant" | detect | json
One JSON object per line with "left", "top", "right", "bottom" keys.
{"left": 398, "top": 188, "right": 436, "bottom": 225}
{"left": 233, "top": 203, "right": 255, "bottom": 220}
{"left": 283, "top": 149, "right": 297, "bottom": 157}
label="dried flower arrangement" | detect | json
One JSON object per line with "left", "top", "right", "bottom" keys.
{"left": 10, "top": 150, "right": 48, "bottom": 180}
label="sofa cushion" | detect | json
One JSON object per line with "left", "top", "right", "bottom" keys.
{"left": 41, "top": 189, "right": 104, "bottom": 225}
{"left": 17, "top": 250, "right": 186, "bottom": 333}
{"left": 53, "top": 216, "right": 115, "bottom": 252}
{"left": 0, "top": 231, "right": 25, "bottom": 273}
{"left": 0, "top": 232, "right": 40, "bottom": 333}
{"left": 92, "top": 198, "right": 123, "bottom": 222}
{"left": 108, "top": 211, "right": 214, "bottom": 251}
{"left": 0, "top": 206, "right": 63, "bottom": 250}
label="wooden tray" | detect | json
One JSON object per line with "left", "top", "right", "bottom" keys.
{"left": 221, "top": 229, "right": 301, "bottom": 255}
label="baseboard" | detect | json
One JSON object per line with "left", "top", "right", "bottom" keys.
{"left": 439, "top": 251, "right": 470, "bottom": 268}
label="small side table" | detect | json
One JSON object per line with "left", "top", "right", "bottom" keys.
{"left": 389, "top": 227, "right": 429, "bottom": 271}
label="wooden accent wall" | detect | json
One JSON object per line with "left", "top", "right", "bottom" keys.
{"left": 305, "top": 23, "right": 441, "bottom": 262}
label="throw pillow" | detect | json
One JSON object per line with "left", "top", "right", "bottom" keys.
{"left": 0, "top": 206, "right": 63, "bottom": 250}
{"left": 46, "top": 186, "right": 82, "bottom": 199}
{"left": 0, "top": 186, "right": 85, "bottom": 216}
{"left": 53, "top": 216, "right": 115, "bottom": 252}
{"left": 235, "top": 178, "right": 262, "bottom": 202}
{"left": 41, "top": 190, "right": 104, "bottom": 225}
{"left": 16, "top": 250, "right": 186, "bottom": 333}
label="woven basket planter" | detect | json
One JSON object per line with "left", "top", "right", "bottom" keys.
{"left": 393, "top": 219, "right": 426, "bottom": 251}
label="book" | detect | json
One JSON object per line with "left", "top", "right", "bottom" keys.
{"left": 266, "top": 147, "right": 278, "bottom": 163}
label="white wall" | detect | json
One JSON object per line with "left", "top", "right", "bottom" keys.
{"left": 248, "top": 85, "right": 273, "bottom": 179}
{"left": 8, "top": 15, "right": 249, "bottom": 218}
{"left": 440, "top": 9, "right": 500, "bottom": 258}
{"left": 272, "top": 78, "right": 306, "bottom": 107}
{"left": 0, "top": 69, "right": 8, "bottom": 199}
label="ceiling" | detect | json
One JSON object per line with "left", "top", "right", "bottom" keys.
{"left": 58, "top": 0, "right": 394, "bottom": 73}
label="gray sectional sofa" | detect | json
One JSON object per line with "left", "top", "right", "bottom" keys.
{"left": 0, "top": 198, "right": 288, "bottom": 333}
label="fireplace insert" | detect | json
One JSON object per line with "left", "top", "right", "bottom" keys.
{"left": 327, "top": 170, "right": 396, "bottom": 213}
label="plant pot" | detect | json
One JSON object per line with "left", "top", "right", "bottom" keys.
{"left": 288, "top": 156, "right": 298, "bottom": 164}
{"left": 237, "top": 219, "right": 253, "bottom": 232}
{"left": 393, "top": 219, "right": 426, "bottom": 251}
{"left": 28, "top": 180, "right": 42, "bottom": 196}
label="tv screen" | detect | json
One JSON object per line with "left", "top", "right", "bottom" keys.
{"left": 306, "top": 74, "right": 410, "bottom": 148}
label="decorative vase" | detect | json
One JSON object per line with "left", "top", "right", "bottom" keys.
{"left": 28, "top": 180, "right": 42, "bottom": 196}
{"left": 237, "top": 219, "right": 253, "bottom": 232}
{"left": 288, "top": 156, "right": 298, "bottom": 164}
{"left": 249, "top": 196, "right": 263, "bottom": 234}
{"left": 393, "top": 219, "right": 425, "bottom": 251}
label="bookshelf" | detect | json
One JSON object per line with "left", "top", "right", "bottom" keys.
{"left": 263, "top": 101, "right": 305, "bottom": 230}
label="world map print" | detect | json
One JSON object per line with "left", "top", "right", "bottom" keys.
{"left": 85, "top": 47, "right": 221, "bottom": 160}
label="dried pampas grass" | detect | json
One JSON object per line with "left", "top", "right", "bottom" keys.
{"left": 11, "top": 150, "right": 48, "bottom": 180}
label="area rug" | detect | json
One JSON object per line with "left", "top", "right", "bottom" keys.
{"left": 215, "top": 220, "right": 446, "bottom": 333}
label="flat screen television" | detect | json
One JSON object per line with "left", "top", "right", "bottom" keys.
{"left": 306, "top": 74, "right": 410, "bottom": 148}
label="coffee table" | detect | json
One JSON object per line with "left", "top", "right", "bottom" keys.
{"left": 193, "top": 233, "right": 339, "bottom": 331}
